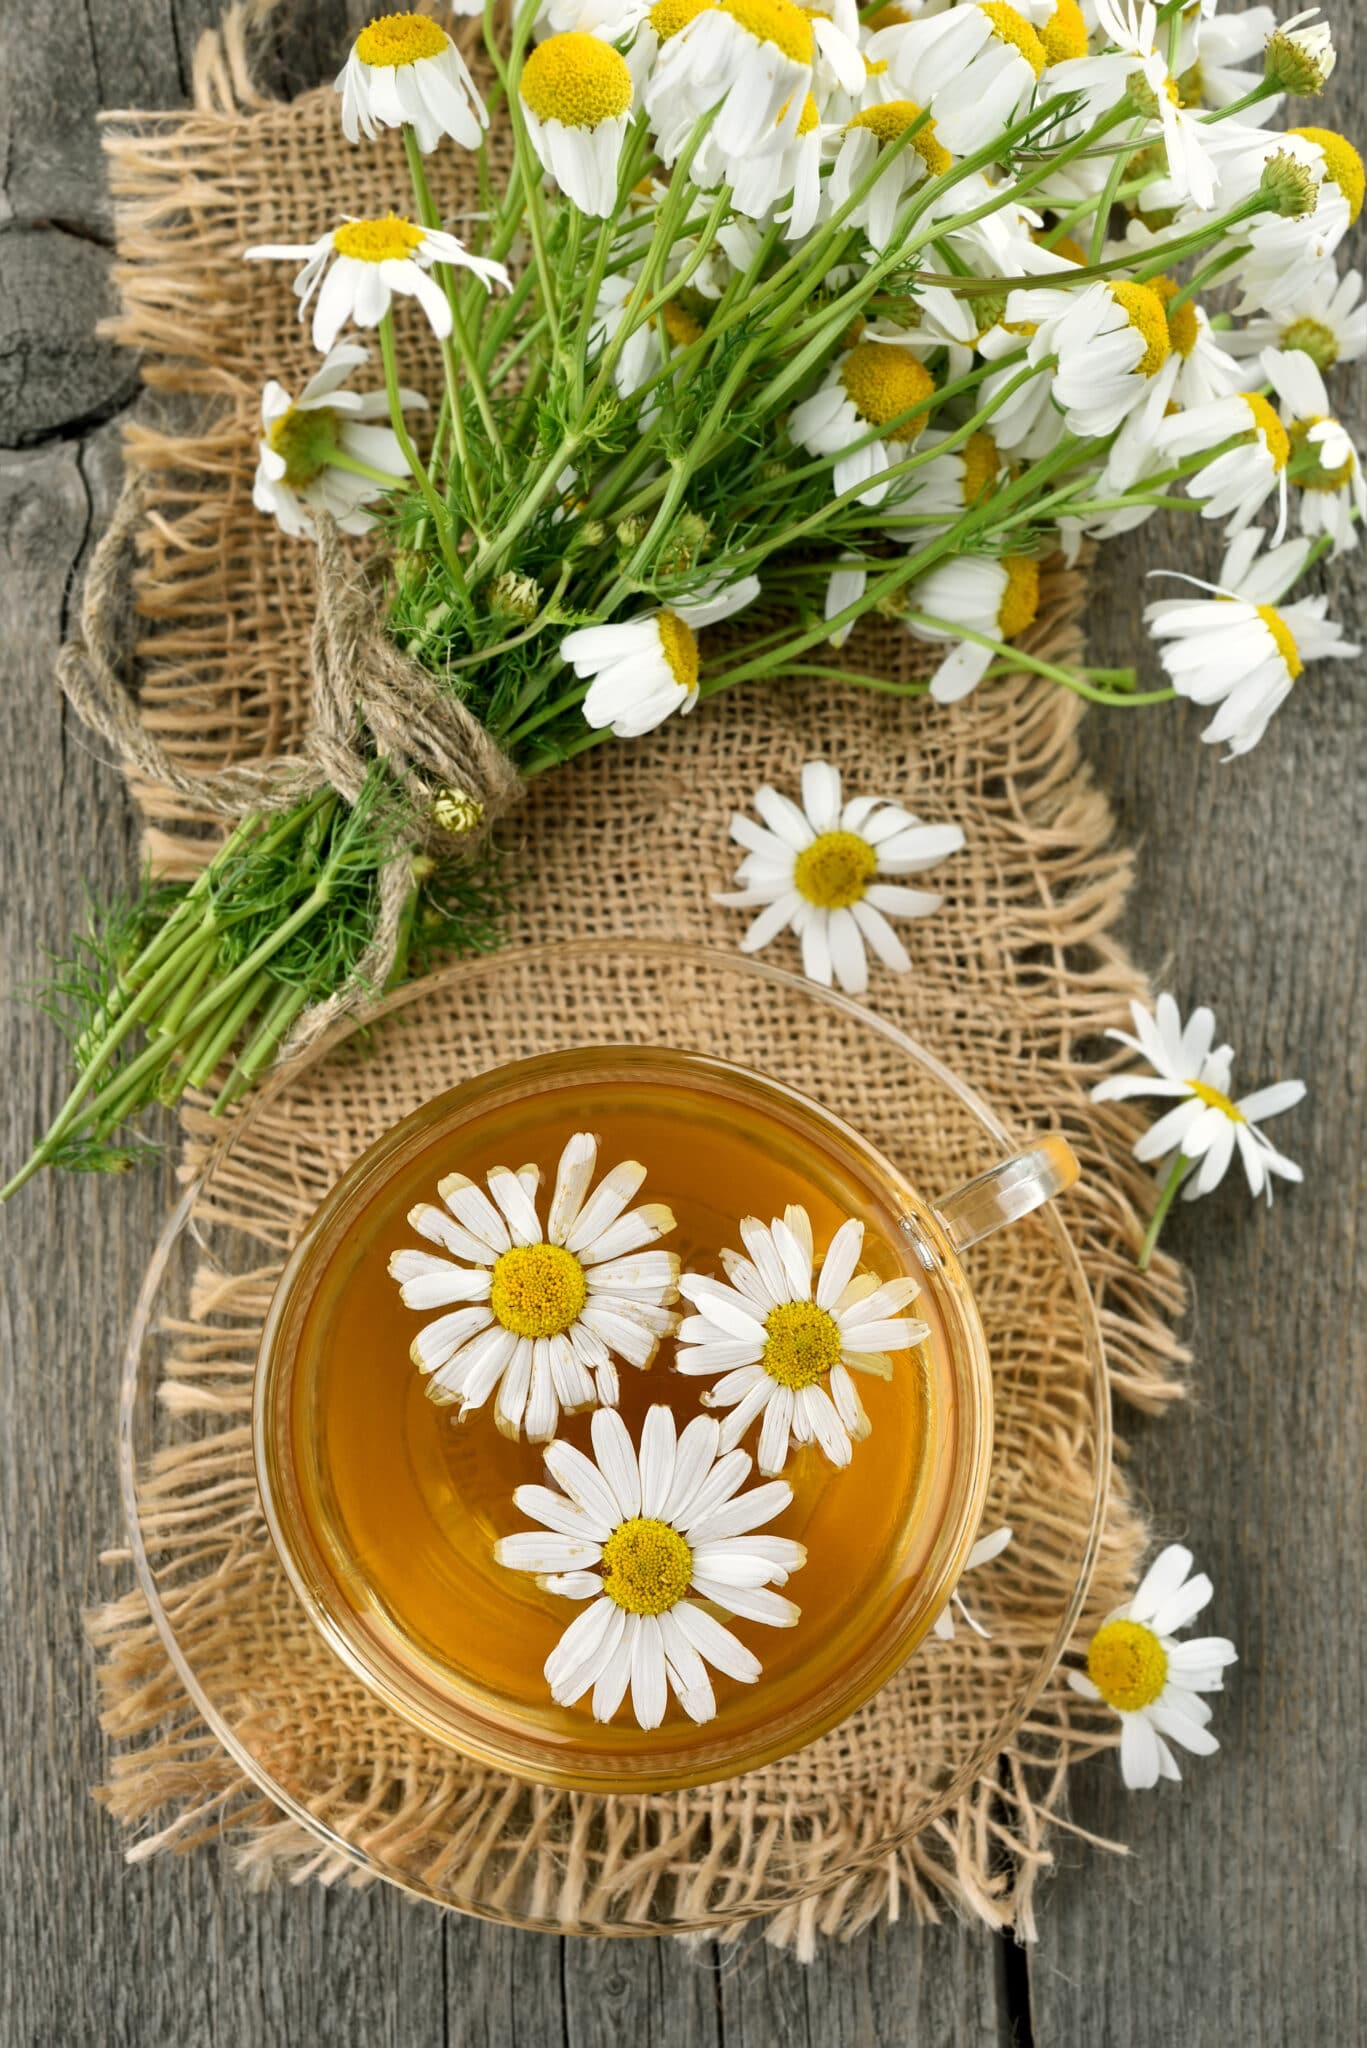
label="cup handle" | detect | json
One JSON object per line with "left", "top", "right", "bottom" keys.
{"left": 933, "top": 1135, "right": 1080, "bottom": 1253}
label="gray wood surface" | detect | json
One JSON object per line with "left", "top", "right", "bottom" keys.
{"left": 1, "top": 4, "right": 1362, "bottom": 2044}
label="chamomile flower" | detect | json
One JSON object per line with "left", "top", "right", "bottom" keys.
{"left": 906, "top": 553, "right": 1044, "bottom": 703}
{"left": 589, "top": 272, "right": 706, "bottom": 402}
{"left": 978, "top": 321, "right": 1071, "bottom": 459}
{"left": 335, "top": 12, "right": 487, "bottom": 153}
{"left": 1175, "top": 3, "right": 1280, "bottom": 125}
{"left": 715, "top": 758, "right": 965, "bottom": 993}
{"left": 562, "top": 576, "right": 760, "bottom": 737}
{"left": 649, "top": 0, "right": 817, "bottom": 160}
{"left": 875, "top": 3, "right": 1048, "bottom": 158}
{"left": 244, "top": 216, "right": 509, "bottom": 352}
{"left": 1144, "top": 528, "right": 1358, "bottom": 754}
{"left": 519, "top": 32, "right": 635, "bottom": 216}
{"left": 252, "top": 344, "right": 421, "bottom": 538}
{"left": 826, "top": 101, "right": 953, "bottom": 252}
{"left": 1147, "top": 278, "right": 1244, "bottom": 409}
{"left": 883, "top": 429, "right": 1008, "bottom": 544}
{"left": 1263, "top": 7, "right": 1338, "bottom": 99}
{"left": 676, "top": 1204, "right": 929, "bottom": 1474}
{"left": 387, "top": 1132, "right": 680, "bottom": 1439}
{"left": 1159, "top": 385, "right": 1291, "bottom": 539}
{"left": 789, "top": 336, "right": 937, "bottom": 506}
{"left": 1007, "top": 278, "right": 1174, "bottom": 438}
{"left": 1050, "top": 0, "right": 1218, "bottom": 207}
{"left": 1211, "top": 123, "right": 1362, "bottom": 315}
{"left": 932, "top": 1525, "right": 1014, "bottom": 1641}
{"left": 1225, "top": 264, "right": 1367, "bottom": 373}
{"left": 495, "top": 1404, "right": 805, "bottom": 1728}
{"left": 540, "top": 0, "right": 650, "bottom": 35}
{"left": 1265, "top": 345, "right": 1367, "bottom": 553}
{"left": 730, "top": 92, "right": 828, "bottom": 240}
{"left": 1069, "top": 1544, "right": 1237, "bottom": 1790}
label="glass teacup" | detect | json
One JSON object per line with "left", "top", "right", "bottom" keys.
{"left": 254, "top": 1042, "right": 1077, "bottom": 1792}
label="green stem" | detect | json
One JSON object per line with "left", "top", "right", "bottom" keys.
{"left": 1139, "top": 1155, "right": 1189, "bottom": 1271}
{"left": 377, "top": 312, "right": 468, "bottom": 596}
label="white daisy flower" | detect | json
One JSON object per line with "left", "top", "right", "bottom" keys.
{"left": 1068, "top": 1544, "right": 1237, "bottom": 1790}
{"left": 1226, "top": 264, "right": 1367, "bottom": 374}
{"left": 1049, "top": 0, "right": 1218, "bottom": 208}
{"left": 1091, "top": 991, "right": 1307, "bottom": 1202}
{"left": 244, "top": 216, "right": 509, "bottom": 353}
{"left": 932, "top": 1525, "right": 1014, "bottom": 1641}
{"left": 789, "top": 336, "right": 937, "bottom": 506}
{"left": 1263, "top": 7, "right": 1338, "bottom": 99}
{"left": 1179, "top": 3, "right": 1280, "bottom": 125}
{"left": 1264, "top": 345, "right": 1367, "bottom": 555}
{"left": 730, "top": 92, "right": 829, "bottom": 241}
{"left": 252, "top": 343, "right": 421, "bottom": 539}
{"left": 803, "top": 0, "right": 866, "bottom": 102}
{"left": 1158, "top": 384, "right": 1291, "bottom": 539}
{"left": 494, "top": 1404, "right": 805, "bottom": 1728}
{"left": 1149, "top": 282, "right": 1244, "bottom": 410}
{"left": 676, "top": 1203, "right": 929, "bottom": 1475}
{"left": 905, "top": 553, "right": 1044, "bottom": 704}
{"left": 519, "top": 31, "right": 636, "bottom": 217}
{"left": 387, "top": 1132, "right": 680, "bottom": 1439}
{"left": 562, "top": 575, "right": 760, "bottom": 737}
{"left": 541, "top": 0, "right": 649, "bottom": 36}
{"left": 1007, "top": 277, "right": 1175, "bottom": 439}
{"left": 335, "top": 11, "right": 487, "bottom": 153}
{"left": 1209, "top": 123, "right": 1361, "bottom": 317}
{"left": 882, "top": 429, "right": 1008, "bottom": 545}
{"left": 977, "top": 320, "right": 1071, "bottom": 460}
{"left": 588, "top": 271, "right": 706, "bottom": 404}
{"left": 876, "top": 3, "right": 1048, "bottom": 159}
{"left": 715, "top": 758, "right": 965, "bottom": 993}
{"left": 825, "top": 99, "right": 953, "bottom": 252}
{"left": 1144, "top": 528, "right": 1359, "bottom": 755}
{"left": 647, "top": 0, "right": 817, "bottom": 162}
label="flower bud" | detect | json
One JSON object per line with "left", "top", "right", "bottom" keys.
{"left": 1259, "top": 150, "right": 1318, "bottom": 218}
{"left": 1265, "top": 15, "right": 1336, "bottom": 97}
{"left": 486, "top": 571, "right": 542, "bottom": 623}
{"left": 432, "top": 788, "right": 484, "bottom": 836}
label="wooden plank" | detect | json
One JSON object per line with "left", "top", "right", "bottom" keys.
{"left": 719, "top": 1921, "right": 1005, "bottom": 2048}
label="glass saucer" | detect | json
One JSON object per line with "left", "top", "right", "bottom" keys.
{"left": 119, "top": 939, "right": 1110, "bottom": 1931}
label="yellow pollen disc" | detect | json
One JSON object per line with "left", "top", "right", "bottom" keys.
{"left": 978, "top": 2, "right": 1047, "bottom": 78}
{"left": 960, "top": 429, "right": 999, "bottom": 507}
{"left": 354, "top": 12, "right": 449, "bottom": 66}
{"left": 1290, "top": 127, "right": 1365, "bottom": 225}
{"left": 997, "top": 555, "right": 1040, "bottom": 640}
{"left": 864, "top": 3, "right": 910, "bottom": 25}
{"left": 1281, "top": 315, "right": 1339, "bottom": 371}
{"left": 648, "top": 0, "right": 715, "bottom": 40}
{"left": 332, "top": 214, "right": 426, "bottom": 263}
{"left": 1255, "top": 603, "right": 1304, "bottom": 680}
{"left": 658, "top": 298, "right": 704, "bottom": 347}
{"left": 1185, "top": 1077, "right": 1245, "bottom": 1122}
{"left": 1039, "top": 0, "right": 1088, "bottom": 65}
{"left": 1148, "top": 275, "right": 1199, "bottom": 359}
{"left": 1289, "top": 417, "right": 1356, "bottom": 491}
{"left": 266, "top": 404, "right": 340, "bottom": 487}
{"left": 1087, "top": 1619, "right": 1168, "bottom": 1712}
{"left": 600, "top": 1517, "right": 694, "bottom": 1615}
{"left": 761, "top": 1298, "right": 845, "bottom": 1387}
{"left": 1036, "top": 229, "right": 1087, "bottom": 266}
{"left": 839, "top": 341, "right": 935, "bottom": 441}
{"left": 720, "top": 0, "right": 814, "bottom": 64}
{"left": 1108, "top": 280, "right": 1172, "bottom": 378}
{"left": 864, "top": 57, "right": 888, "bottom": 77}
{"left": 656, "top": 610, "right": 700, "bottom": 689}
{"left": 796, "top": 91, "right": 819, "bottom": 136}
{"left": 520, "top": 33, "right": 633, "bottom": 128}
{"left": 488, "top": 1242, "right": 587, "bottom": 1340}
{"left": 848, "top": 100, "right": 952, "bottom": 174}
{"left": 792, "top": 829, "right": 877, "bottom": 910}
{"left": 1241, "top": 392, "right": 1291, "bottom": 471}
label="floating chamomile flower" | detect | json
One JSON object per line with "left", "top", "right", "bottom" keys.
{"left": 562, "top": 575, "right": 760, "bottom": 737}
{"left": 789, "top": 336, "right": 936, "bottom": 506}
{"left": 1158, "top": 385, "right": 1291, "bottom": 540}
{"left": 1264, "top": 345, "right": 1367, "bottom": 554}
{"left": 252, "top": 343, "right": 421, "bottom": 539}
{"left": 1226, "top": 264, "right": 1367, "bottom": 372}
{"left": 649, "top": 0, "right": 816, "bottom": 161}
{"left": 335, "top": 12, "right": 487, "bottom": 153}
{"left": 676, "top": 1203, "right": 928, "bottom": 1475}
{"left": 716, "top": 758, "right": 965, "bottom": 993}
{"left": 932, "top": 1525, "right": 1014, "bottom": 1641}
{"left": 245, "top": 216, "right": 509, "bottom": 352}
{"left": 876, "top": 3, "right": 1047, "bottom": 158}
{"left": 495, "top": 1405, "right": 805, "bottom": 1728}
{"left": 1144, "top": 528, "right": 1358, "bottom": 756}
{"left": 388, "top": 1132, "right": 680, "bottom": 1438}
{"left": 1007, "top": 278, "right": 1174, "bottom": 439}
{"left": 826, "top": 100, "right": 953, "bottom": 253}
{"left": 1069, "top": 1544, "right": 1237, "bottom": 1790}
{"left": 519, "top": 32, "right": 635, "bottom": 217}
{"left": 905, "top": 553, "right": 1043, "bottom": 704}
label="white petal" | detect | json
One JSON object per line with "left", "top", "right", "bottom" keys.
{"left": 591, "top": 1405, "right": 641, "bottom": 1518}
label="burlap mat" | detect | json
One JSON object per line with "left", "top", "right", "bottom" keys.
{"left": 83, "top": 7, "right": 1188, "bottom": 1950}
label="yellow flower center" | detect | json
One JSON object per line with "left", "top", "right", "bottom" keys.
{"left": 1242, "top": 392, "right": 1291, "bottom": 471}
{"left": 266, "top": 403, "right": 340, "bottom": 488}
{"left": 847, "top": 100, "right": 952, "bottom": 175}
{"left": 1281, "top": 315, "right": 1339, "bottom": 371}
{"left": 1148, "top": 276, "right": 1198, "bottom": 358}
{"left": 978, "top": 2, "right": 1047, "bottom": 78}
{"left": 865, "top": 56, "right": 888, "bottom": 77}
{"left": 960, "top": 429, "right": 1000, "bottom": 507}
{"left": 1087, "top": 1618, "right": 1168, "bottom": 1712}
{"left": 1037, "top": 229, "right": 1088, "bottom": 266}
{"left": 1185, "top": 1077, "right": 1244, "bottom": 1121}
{"left": 721, "top": 0, "right": 814, "bottom": 63}
{"left": 795, "top": 91, "right": 819, "bottom": 136}
{"left": 332, "top": 214, "right": 426, "bottom": 263}
{"left": 648, "top": 0, "right": 715, "bottom": 39}
{"left": 839, "top": 341, "right": 935, "bottom": 441}
{"left": 1108, "top": 280, "right": 1172, "bottom": 378}
{"left": 997, "top": 555, "right": 1040, "bottom": 640}
{"left": 520, "top": 33, "right": 634, "bottom": 128}
{"left": 354, "top": 12, "right": 449, "bottom": 66}
{"left": 1290, "top": 127, "right": 1365, "bottom": 224}
{"left": 600, "top": 1517, "right": 694, "bottom": 1615}
{"left": 658, "top": 298, "right": 704, "bottom": 346}
{"left": 1289, "top": 417, "right": 1356, "bottom": 491}
{"left": 761, "top": 1298, "right": 845, "bottom": 1387}
{"left": 792, "top": 828, "right": 878, "bottom": 909}
{"left": 1254, "top": 603, "right": 1304, "bottom": 679}
{"left": 864, "top": 3, "right": 910, "bottom": 25}
{"left": 488, "top": 1242, "right": 588, "bottom": 1339}
{"left": 1039, "top": 0, "right": 1088, "bottom": 65}
{"left": 655, "top": 610, "right": 700, "bottom": 688}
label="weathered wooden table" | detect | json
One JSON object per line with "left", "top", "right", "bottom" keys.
{"left": 2, "top": 6, "right": 1363, "bottom": 2042}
